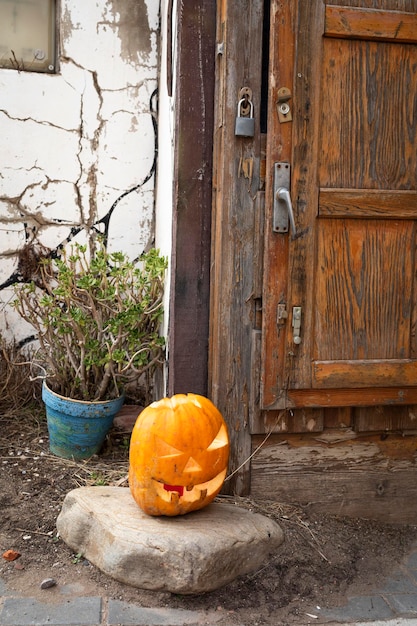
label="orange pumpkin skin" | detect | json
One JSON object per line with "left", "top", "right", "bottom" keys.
{"left": 129, "top": 394, "right": 230, "bottom": 516}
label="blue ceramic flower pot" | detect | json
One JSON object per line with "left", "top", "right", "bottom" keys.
{"left": 42, "top": 382, "right": 124, "bottom": 460}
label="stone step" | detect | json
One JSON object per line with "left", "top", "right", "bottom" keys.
{"left": 56, "top": 486, "right": 284, "bottom": 594}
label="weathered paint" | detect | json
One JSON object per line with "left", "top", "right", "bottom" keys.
{"left": 0, "top": 0, "right": 161, "bottom": 343}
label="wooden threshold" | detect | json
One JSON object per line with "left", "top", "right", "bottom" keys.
{"left": 251, "top": 433, "right": 417, "bottom": 524}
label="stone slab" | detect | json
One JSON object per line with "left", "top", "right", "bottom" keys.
{"left": 107, "top": 600, "right": 221, "bottom": 625}
{"left": 382, "top": 571, "right": 417, "bottom": 594}
{"left": 333, "top": 622, "right": 417, "bottom": 626}
{"left": 322, "top": 595, "right": 395, "bottom": 622}
{"left": 0, "top": 579, "right": 9, "bottom": 596}
{"left": 56, "top": 486, "right": 284, "bottom": 594}
{"left": 386, "top": 593, "right": 417, "bottom": 614}
{"left": 406, "top": 550, "right": 417, "bottom": 571}
{"left": 0, "top": 597, "right": 102, "bottom": 626}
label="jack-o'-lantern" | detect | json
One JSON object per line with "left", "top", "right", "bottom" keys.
{"left": 129, "top": 394, "right": 230, "bottom": 516}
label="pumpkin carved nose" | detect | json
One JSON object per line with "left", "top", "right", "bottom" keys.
{"left": 183, "top": 457, "right": 202, "bottom": 473}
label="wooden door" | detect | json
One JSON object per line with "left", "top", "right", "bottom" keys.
{"left": 262, "top": 0, "right": 417, "bottom": 415}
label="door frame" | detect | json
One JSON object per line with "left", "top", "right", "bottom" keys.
{"left": 208, "top": 0, "right": 265, "bottom": 494}
{"left": 168, "top": 0, "right": 257, "bottom": 495}
{"left": 168, "top": 1, "right": 216, "bottom": 398}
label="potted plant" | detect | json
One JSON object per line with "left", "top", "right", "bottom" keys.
{"left": 12, "top": 237, "right": 167, "bottom": 460}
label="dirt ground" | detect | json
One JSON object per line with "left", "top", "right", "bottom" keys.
{"left": 1, "top": 403, "right": 416, "bottom": 626}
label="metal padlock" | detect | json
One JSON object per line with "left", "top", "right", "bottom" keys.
{"left": 235, "top": 98, "right": 255, "bottom": 137}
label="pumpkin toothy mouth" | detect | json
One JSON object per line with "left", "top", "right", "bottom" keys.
{"left": 153, "top": 470, "right": 227, "bottom": 504}
{"left": 164, "top": 484, "right": 184, "bottom": 496}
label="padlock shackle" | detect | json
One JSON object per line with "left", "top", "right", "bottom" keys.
{"left": 237, "top": 97, "right": 254, "bottom": 118}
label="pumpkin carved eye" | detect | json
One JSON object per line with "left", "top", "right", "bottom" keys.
{"left": 207, "top": 424, "right": 229, "bottom": 450}
{"left": 129, "top": 394, "right": 230, "bottom": 516}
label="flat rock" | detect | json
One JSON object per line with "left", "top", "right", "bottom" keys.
{"left": 113, "top": 405, "right": 143, "bottom": 432}
{"left": 56, "top": 486, "right": 284, "bottom": 594}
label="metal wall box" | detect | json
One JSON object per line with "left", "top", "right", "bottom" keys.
{"left": 0, "top": 0, "right": 56, "bottom": 73}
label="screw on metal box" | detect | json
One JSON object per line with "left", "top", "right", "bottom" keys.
{"left": 278, "top": 102, "right": 290, "bottom": 115}
{"left": 277, "top": 87, "right": 292, "bottom": 123}
{"left": 235, "top": 98, "right": 255, "bottom": 137}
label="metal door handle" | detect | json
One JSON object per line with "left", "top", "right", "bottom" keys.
{"left": 273, "top": 162, "right": 297, "bottom": 235}
{"left": 276, "top": 187, "right": 296, "bottom": 235}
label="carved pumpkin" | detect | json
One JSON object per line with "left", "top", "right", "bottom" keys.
{"left": 129, "top": 394, "right": 230, "bottom": 516}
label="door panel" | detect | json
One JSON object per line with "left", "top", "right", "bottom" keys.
{"left": 319, "top": 38, "right": 416, "bottom": 189}
{"left": 319, "top": 190, "right": 417, "bottom": 218}
{"left": 261, "top": 0, "right": 417, "bottom": 412}
{"left": 315, "top": 220, "right": 414, "bottom": 362}
{"left": 325, "top": 5, "right": 417, "bottom": 43}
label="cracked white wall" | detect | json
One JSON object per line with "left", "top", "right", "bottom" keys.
{"left": 0, "top": 0, "right": 160, "bottom": 342}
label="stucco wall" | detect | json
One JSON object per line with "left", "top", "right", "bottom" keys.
{"left": 0, "top": 0, "right": 160, "bottom": 343}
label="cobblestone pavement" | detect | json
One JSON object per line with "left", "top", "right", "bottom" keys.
{"left": 309, "top": 541, "right": 417, "bottom": 625}
{"left": 2, "top": 543, "right": 417, "bottom": 626}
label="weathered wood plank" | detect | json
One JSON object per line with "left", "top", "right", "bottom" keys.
{"left": 250, "top": 329, "right": 263, "bottom": 433}
{"left": 169, "top": 2, "right": 216, "bottom": 396}
{"left": 325, "top": 0, "right": 417, "bottom": 11}
{"left": 252, "top": 191, "right": 265, "bottom": 301}
{"left": 285, "top": 387, "right": 417, "bottom": 408}
{"left": 251, "top": 435, "right": 417, "bottom": 523}
{"left": 210, "top": 0, "right": 264, "bottom": 494}
{"left": 262, "top": 408, "right": 324, "bottom": 433}
{"left": 319, "top": 189, "right": 417, "bottom": 219}
{"left": 324, "top": 407, "right": 352, "bottom": 429}
{"left": 261, "top": 0, "right": 296, "bottom": 407}
{"left": 355, "top": 404, "right": 417, "bottom": 431}
{"left": 313, "top": 360, "right": 417, "bottom": 388}
{"left": 325, "top": 6, "right": 417, "bottom": 43}
{"left": 285, "top": 0, "right": 325, "bottom": 389}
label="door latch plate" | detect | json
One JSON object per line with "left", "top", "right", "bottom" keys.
{"left": 292, "top": 306, "right": 302, "bottom": 345}
{"left": 277, "top": 87, "right": 292, "bottom": 123}
{"left": 273, "top": 162, "right": 291, "bottom": 233}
